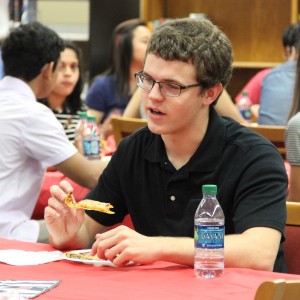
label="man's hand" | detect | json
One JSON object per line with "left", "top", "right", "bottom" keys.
{"left": 44, "top": 180, "right": 86, "bottom": 249}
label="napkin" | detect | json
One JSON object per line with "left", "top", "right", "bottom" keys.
{"left": 0, "top": 250, "right": 65, "bottom": 266}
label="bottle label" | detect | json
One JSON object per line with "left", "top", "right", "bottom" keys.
{"left": 194, "top": 225, "right": 224, "bottom": 249}
{"left": 239, "top": 108, "right": 252, "bottom": 121}
{"left": 83, "top": 139, "right": 100, "bottom": 157}
{"left": 90, "top": 140, "right": 100, "bottom": 155}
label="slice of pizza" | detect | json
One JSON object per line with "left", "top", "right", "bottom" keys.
{"left": 65, "top": 251, "right": 100, "bottom": 261}
{"left": 64, "top": 192, "right": 115, "bottom": 214}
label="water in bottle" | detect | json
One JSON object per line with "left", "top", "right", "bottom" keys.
{"left": 194, "top": 184, "right": 225, "bottom": 279}
{"left": 237, "top": 90, "right": 252, "bottom": 123}
{"left": 82, "top": 115, "right": 100, "bottom": 160}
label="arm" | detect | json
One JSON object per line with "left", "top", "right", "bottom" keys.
{"left": 87, "top": 108, "right": 104, "bottom": 125}
{"left": 44, "top": 180, "right": 108, "bottom": 250}
{"left": 287, "top": 166, "right": 300, "bottom": 202}
{"left": 286, "top": 115, "right": 300, "bottom": 202}
{"left": 54, "top": 152, "right": 109, "bottom": 189}
{"left": 215, "top": 90, "right": 246, "bottom": 123}
{"left": 90, "top": 225, "right": 280, "bottom": 271}
{"left": 123, "top": 88, "right": 142, "bottom": 118}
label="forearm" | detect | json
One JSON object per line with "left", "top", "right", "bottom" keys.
{"left": 55, "top": 154, "right": 110, "bottom": 190}
{"left": 224, "top": 228, "right": 281, "bottom": 271}
{"left": 287, "top": 166, "right": 300, "bottom": 202}
{"left": 151, "top": 237, "right": 194, "bottom": 266}
{"left": 150, "top": 228, "right": 280, "bottom": 271}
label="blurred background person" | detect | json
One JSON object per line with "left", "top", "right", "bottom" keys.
{"left": 285, "top": 41, "right": 300, "bottom": 202}
{"left": 85, "top": 19, "right": 152, "bottom": 138}
{"left": 39, "top": 40, "right": 85, "bottom": 144}
{"left": 235, "top": 22, "right": 300, "bottom": 123}
{"left": 258, "top": 22, "right": 300, "bottom": 125}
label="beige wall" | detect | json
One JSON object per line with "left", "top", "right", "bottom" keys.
{"left": 37, "top": 0, "right": 89, "bottom": 25}
{"left": 37, "top": 0, "right": 89, "bottom": 41}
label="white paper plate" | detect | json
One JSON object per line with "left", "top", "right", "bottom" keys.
{"left": 63, "top": 249, "right": 116, "bottom": 267}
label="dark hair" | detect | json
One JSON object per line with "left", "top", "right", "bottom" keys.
{"left": 288, "top": 42, "right": 300, "bottom": 119}
{"left": 1, "top": 21, "right": 64, "bottom": 81}
{"left": 61, "top": 40, "right": 84, "bottom": 113}
{"left": 146, "top": 18, "right": 233, "bottom": 92}
{"left": 105, "top": 19, "right": 148, "bottom": 98}
{"left": 282, "top": 22, "right": 300, "bottom": 48}
{"left": 39, "top": 40, "right": 84, "bottom": 114}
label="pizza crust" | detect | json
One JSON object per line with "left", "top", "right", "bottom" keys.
{"left": 65, "top": 251, "right": 100, "bottom": 261}
{"left": 64, "top": 192, "right": 115, "bottom": 214}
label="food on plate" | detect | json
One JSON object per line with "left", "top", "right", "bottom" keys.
{"left": 64, "top": 192, "right": 115, "bottom": 214}
{"left": 65, "top": 250, "right": 100, "bottom": 261}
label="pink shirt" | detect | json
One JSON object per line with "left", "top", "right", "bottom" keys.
{"left": 235, "top": 68, "right": 271, "bottom": 105}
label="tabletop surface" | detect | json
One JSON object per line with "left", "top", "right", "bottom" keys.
{"left": 1, "top": 238, "right": 300, "bottom": 300}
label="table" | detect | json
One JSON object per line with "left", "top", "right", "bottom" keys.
{"left": 1, "top": 239, "right": 300, "bottom": 300}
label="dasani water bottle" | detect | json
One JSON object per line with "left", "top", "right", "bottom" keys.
{"left": 194, "top": 184, "right": 225, "bottom": 278}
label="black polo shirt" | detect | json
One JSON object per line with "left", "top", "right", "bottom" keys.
{"left": 86, "top": 107, "right": 288, "bottom": 272}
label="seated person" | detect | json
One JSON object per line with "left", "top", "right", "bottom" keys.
{"left": 86, "top": 19, "right": 152, "bottom": 137}
{"left": 39, "top": 40, "right": 85, "bottom": 144}
{"left": 0, "top": 22, "right": 107, "bottom": 243}
{"left": 258, "top": 22, "right": 300, "bottom": 125}
{"left": 235, "top": 23, "right": 300, "bottom": 122}
{"left": 285, "top": 43, "right": 300, "bottom": 202}
{"left": 45, "top": 18, "right": 287, "bottom": 272}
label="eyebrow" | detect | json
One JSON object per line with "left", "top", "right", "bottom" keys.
{"left": 142, "top": 71, "right": 183, "bottom": 84}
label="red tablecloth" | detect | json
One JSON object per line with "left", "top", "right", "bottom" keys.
{"left": 0, "top": 238, "right": 300, "bottom": 300}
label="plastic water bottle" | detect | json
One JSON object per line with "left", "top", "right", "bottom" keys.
{"left": 75, "top": 111, "right": 88, "bottom": 137}
{"left": 82, "top": 115, "right": 100, "bottom": 160}
{"left": 237, "top": 90, "right": 252, "bottom": 123}
{"left": 194, "top": 184, "right": 225, "bottom": 278}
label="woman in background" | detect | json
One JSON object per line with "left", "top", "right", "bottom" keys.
{"left": 285, "top": 41, "right": 300, "bottom": 202}
{"left": 85, "top": 19, "right": 152, "bottom": 135}
{"left": 39, "top": 40, "right": 84, "bottom": 143}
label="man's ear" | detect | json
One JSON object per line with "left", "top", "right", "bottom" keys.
{"left": 203, "top": 83, "right": 223, "bottom": 106}
{"left": 40, "top": 62, "right": 54, "bottom": 80}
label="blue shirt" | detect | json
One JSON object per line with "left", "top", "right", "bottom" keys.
{"left": 258, "top": 60, "right": 296, "bottom": 125}
{"left": 85, "top": 74, "right": 131, "bottom": 122}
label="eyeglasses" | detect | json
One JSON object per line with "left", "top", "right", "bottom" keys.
{"left": 134, "top": 71, "right": 201, "bottom": 97}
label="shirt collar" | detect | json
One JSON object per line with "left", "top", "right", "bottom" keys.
{"left": 144, "top": 106, "right": 225, "bottom": 172}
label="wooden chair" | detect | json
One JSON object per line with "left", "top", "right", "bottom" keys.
{"left": 245, "top": 124, "right": 286, "bottom": 157}
{"left": 111, "top": 116, "right": 147, "bottom": 146}
{"left": 254, "top": 279, "right": 300, "bottom": 300}
{"left": 284, "top": 202, "right": 300, "bottom": 275}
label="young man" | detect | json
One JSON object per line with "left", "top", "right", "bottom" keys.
{"left": 45, "top": 18, "right": 288, "bottom": 272}
{"left": 0, "top": 22, "right": 107, "bottom": 243}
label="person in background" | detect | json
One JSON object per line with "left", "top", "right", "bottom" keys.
{"left": 285, "top": 41, "right": 300, "bottom": 202}
{"left": 0, "top": 46, "right": 3, "bottom": 79}
{"left": 258, "top": 22, "right": 300, "bottom": 125}
{"left": 39, "top": 40, "right": 85, "bottom": 144}
{"left": 85, "top": 19, "right": 152, "bottom": 137}
{"left": 124, "top": 87, "right": 246, "bottom": 124}
{"left": 235, "top": 22, "right": 300, "bottom": 122}
{"left": 0, "top": 22, "right": 107, "bottom": 243}
{"left": 45, "top": 18, "right": 287, "bottom": 272}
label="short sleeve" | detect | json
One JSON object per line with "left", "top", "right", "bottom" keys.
{"left": 23, "top": 103, "right": 77, "bottom": 169}
{"left": 286, "top": 114, "right": 300, "bottom": 166}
